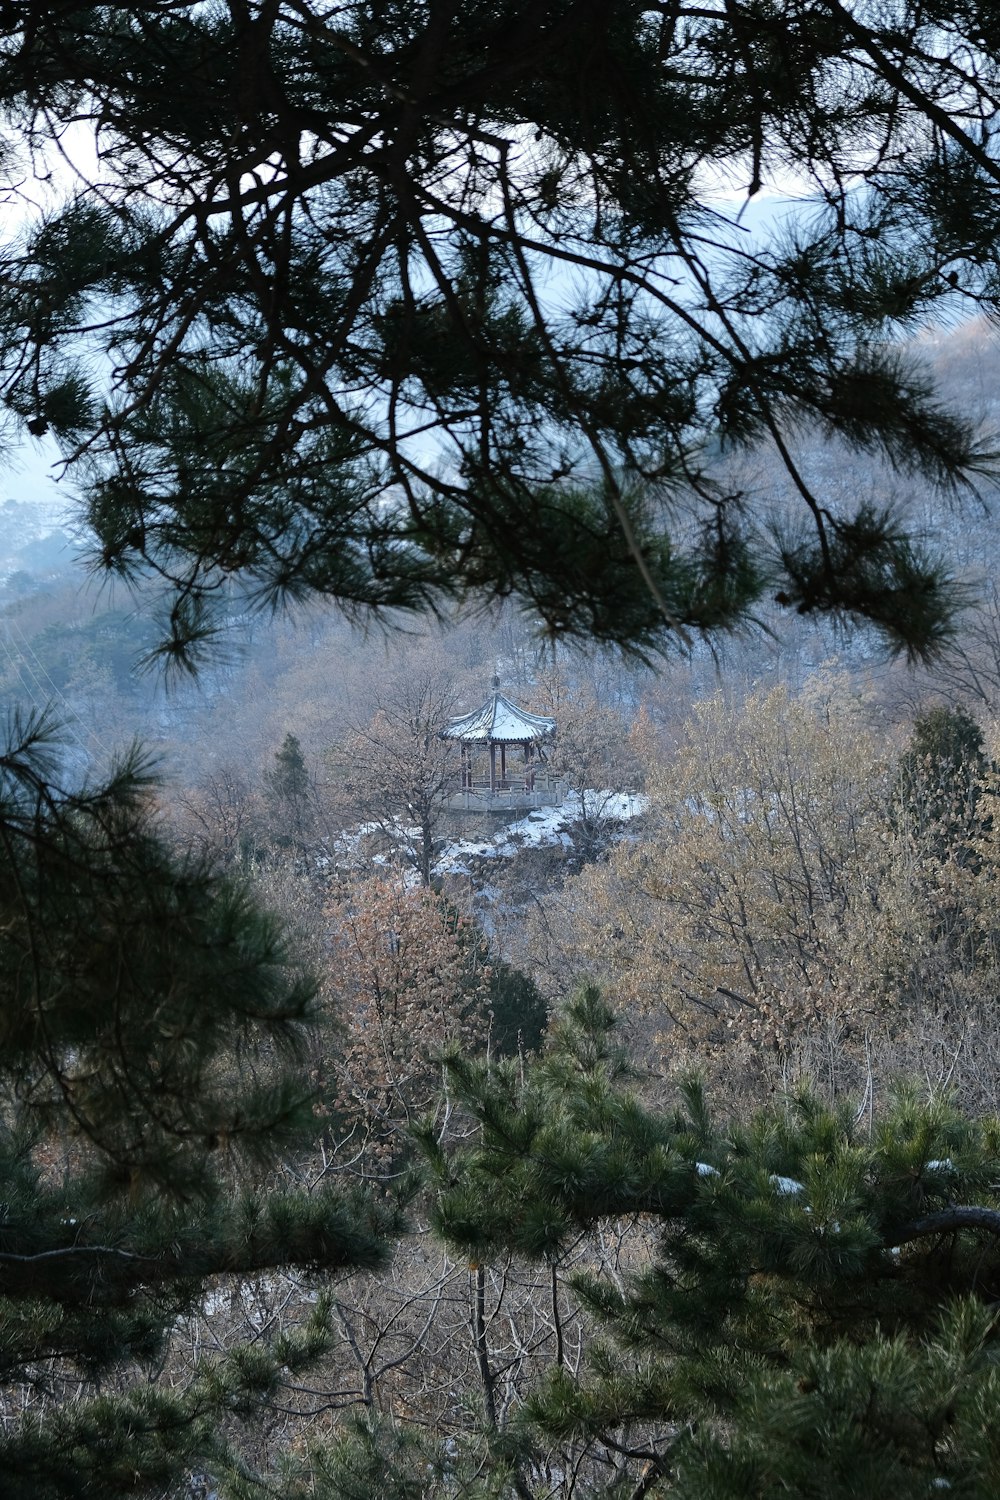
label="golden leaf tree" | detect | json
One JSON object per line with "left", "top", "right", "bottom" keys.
{"left": 530, "top": 678, "right": 1000, "bottom": 1098}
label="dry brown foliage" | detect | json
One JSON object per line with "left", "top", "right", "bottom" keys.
{"left": 520, "top": 674, "right": 1000, "bottom": 1111}
{"left": 324, "top": 876, "right": 492, "bottom": 1170}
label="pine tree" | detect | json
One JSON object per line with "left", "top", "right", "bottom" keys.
{"left": 264, "top": 731, "right": 317, "bottom": 867}
{"left": 0, "top": 710, "right": 395, "bottom": 1496}
{"left": 421, "top": 988, "right": 1000, "bottom": 1497}
{"left": 266, "top": 732, "right": 311, "bottom": 810}
{"left": 896, "top": 705, "right": 993, "bottom": 853}
{"left": 9, "top": 6, "right": 1000, "bottom": 1491}
{"left": 2, "top": 3, "right": 999, "bottom": 660}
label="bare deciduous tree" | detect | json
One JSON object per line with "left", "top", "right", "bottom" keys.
{"left": 331, "top": 675, "right": 463, "bottom": 887}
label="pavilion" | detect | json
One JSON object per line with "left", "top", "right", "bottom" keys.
{"left": 441, "top": 678, "right": 558, "bottom": 804}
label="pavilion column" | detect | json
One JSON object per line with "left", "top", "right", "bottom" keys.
{"left": 500, "top": 743, "right": 506, "bottom": 787}
{"left": 489, "top": 743, "right": 496, "bottom": 794}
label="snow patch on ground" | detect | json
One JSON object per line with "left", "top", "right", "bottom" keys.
{"left": 318, "top": 790, "right": 646, "bottom": 882}
{"left": 434, "top": 790, "right": 647, "bottom": 874}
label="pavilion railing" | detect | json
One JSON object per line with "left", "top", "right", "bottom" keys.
{"left": 445, "top": 775, "right": 564, "bottom": 811}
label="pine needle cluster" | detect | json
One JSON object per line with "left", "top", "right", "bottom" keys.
{"left": 0, "top": 712, "right": 395, "bottom": 1493}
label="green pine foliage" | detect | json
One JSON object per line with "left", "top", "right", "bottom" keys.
{"left": 10, "top": 5, "right": 1000, "bottom": 1491}
{"left": 4, "top": 4, "right": 1000, "bottom": 658}
{"left": 224, "top": 1413, "right": 511, "bottom": 1500}
{"left": 894, "top": 707, "right": 997, "bottom": 967}
{"left": 436, "top": 894, "right": 548, "bottom": 1058}
{"left": 486, "top": 961, "right": 548, "bottom": 1059}
{"left": 266, "top": 732, "right": 311, "bottom": 809}
{"left": 0, "top": 710, "right": 395, "bottom": 1495}
{"left": 423, "top": 988, "right": 1000, "bottom": 1496}
{"left": 264, "top": 730, "right": 315, "bottom": 861}
{"left": 669, "top": 1300, "right": 1000, "bottom": 1500}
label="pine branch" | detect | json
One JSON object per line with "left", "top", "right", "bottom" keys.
{"left": 889, "top": 1205, "right": 1000, "bottom": 1244}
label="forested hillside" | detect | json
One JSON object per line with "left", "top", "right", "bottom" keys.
{"left": 2, "top": 319, "right": 1000, "bottom": 1498}
{"left": 9, "top": 1, "right": 1000, "bottom": 1496}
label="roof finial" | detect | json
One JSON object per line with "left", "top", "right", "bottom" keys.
{"left": 492, "top": 671, "right": 501, "bottom": 691}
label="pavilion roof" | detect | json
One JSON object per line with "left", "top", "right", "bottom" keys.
{"left": 442, "top": 689, "right": 556, "bottom": 745}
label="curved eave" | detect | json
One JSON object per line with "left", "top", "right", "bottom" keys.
{"left": 442, "top": 692, "right": 556, "bottom": 745}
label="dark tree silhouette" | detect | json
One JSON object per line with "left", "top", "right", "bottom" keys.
{"left": 1, "top": 2, "right": 998, "bottom": 660}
